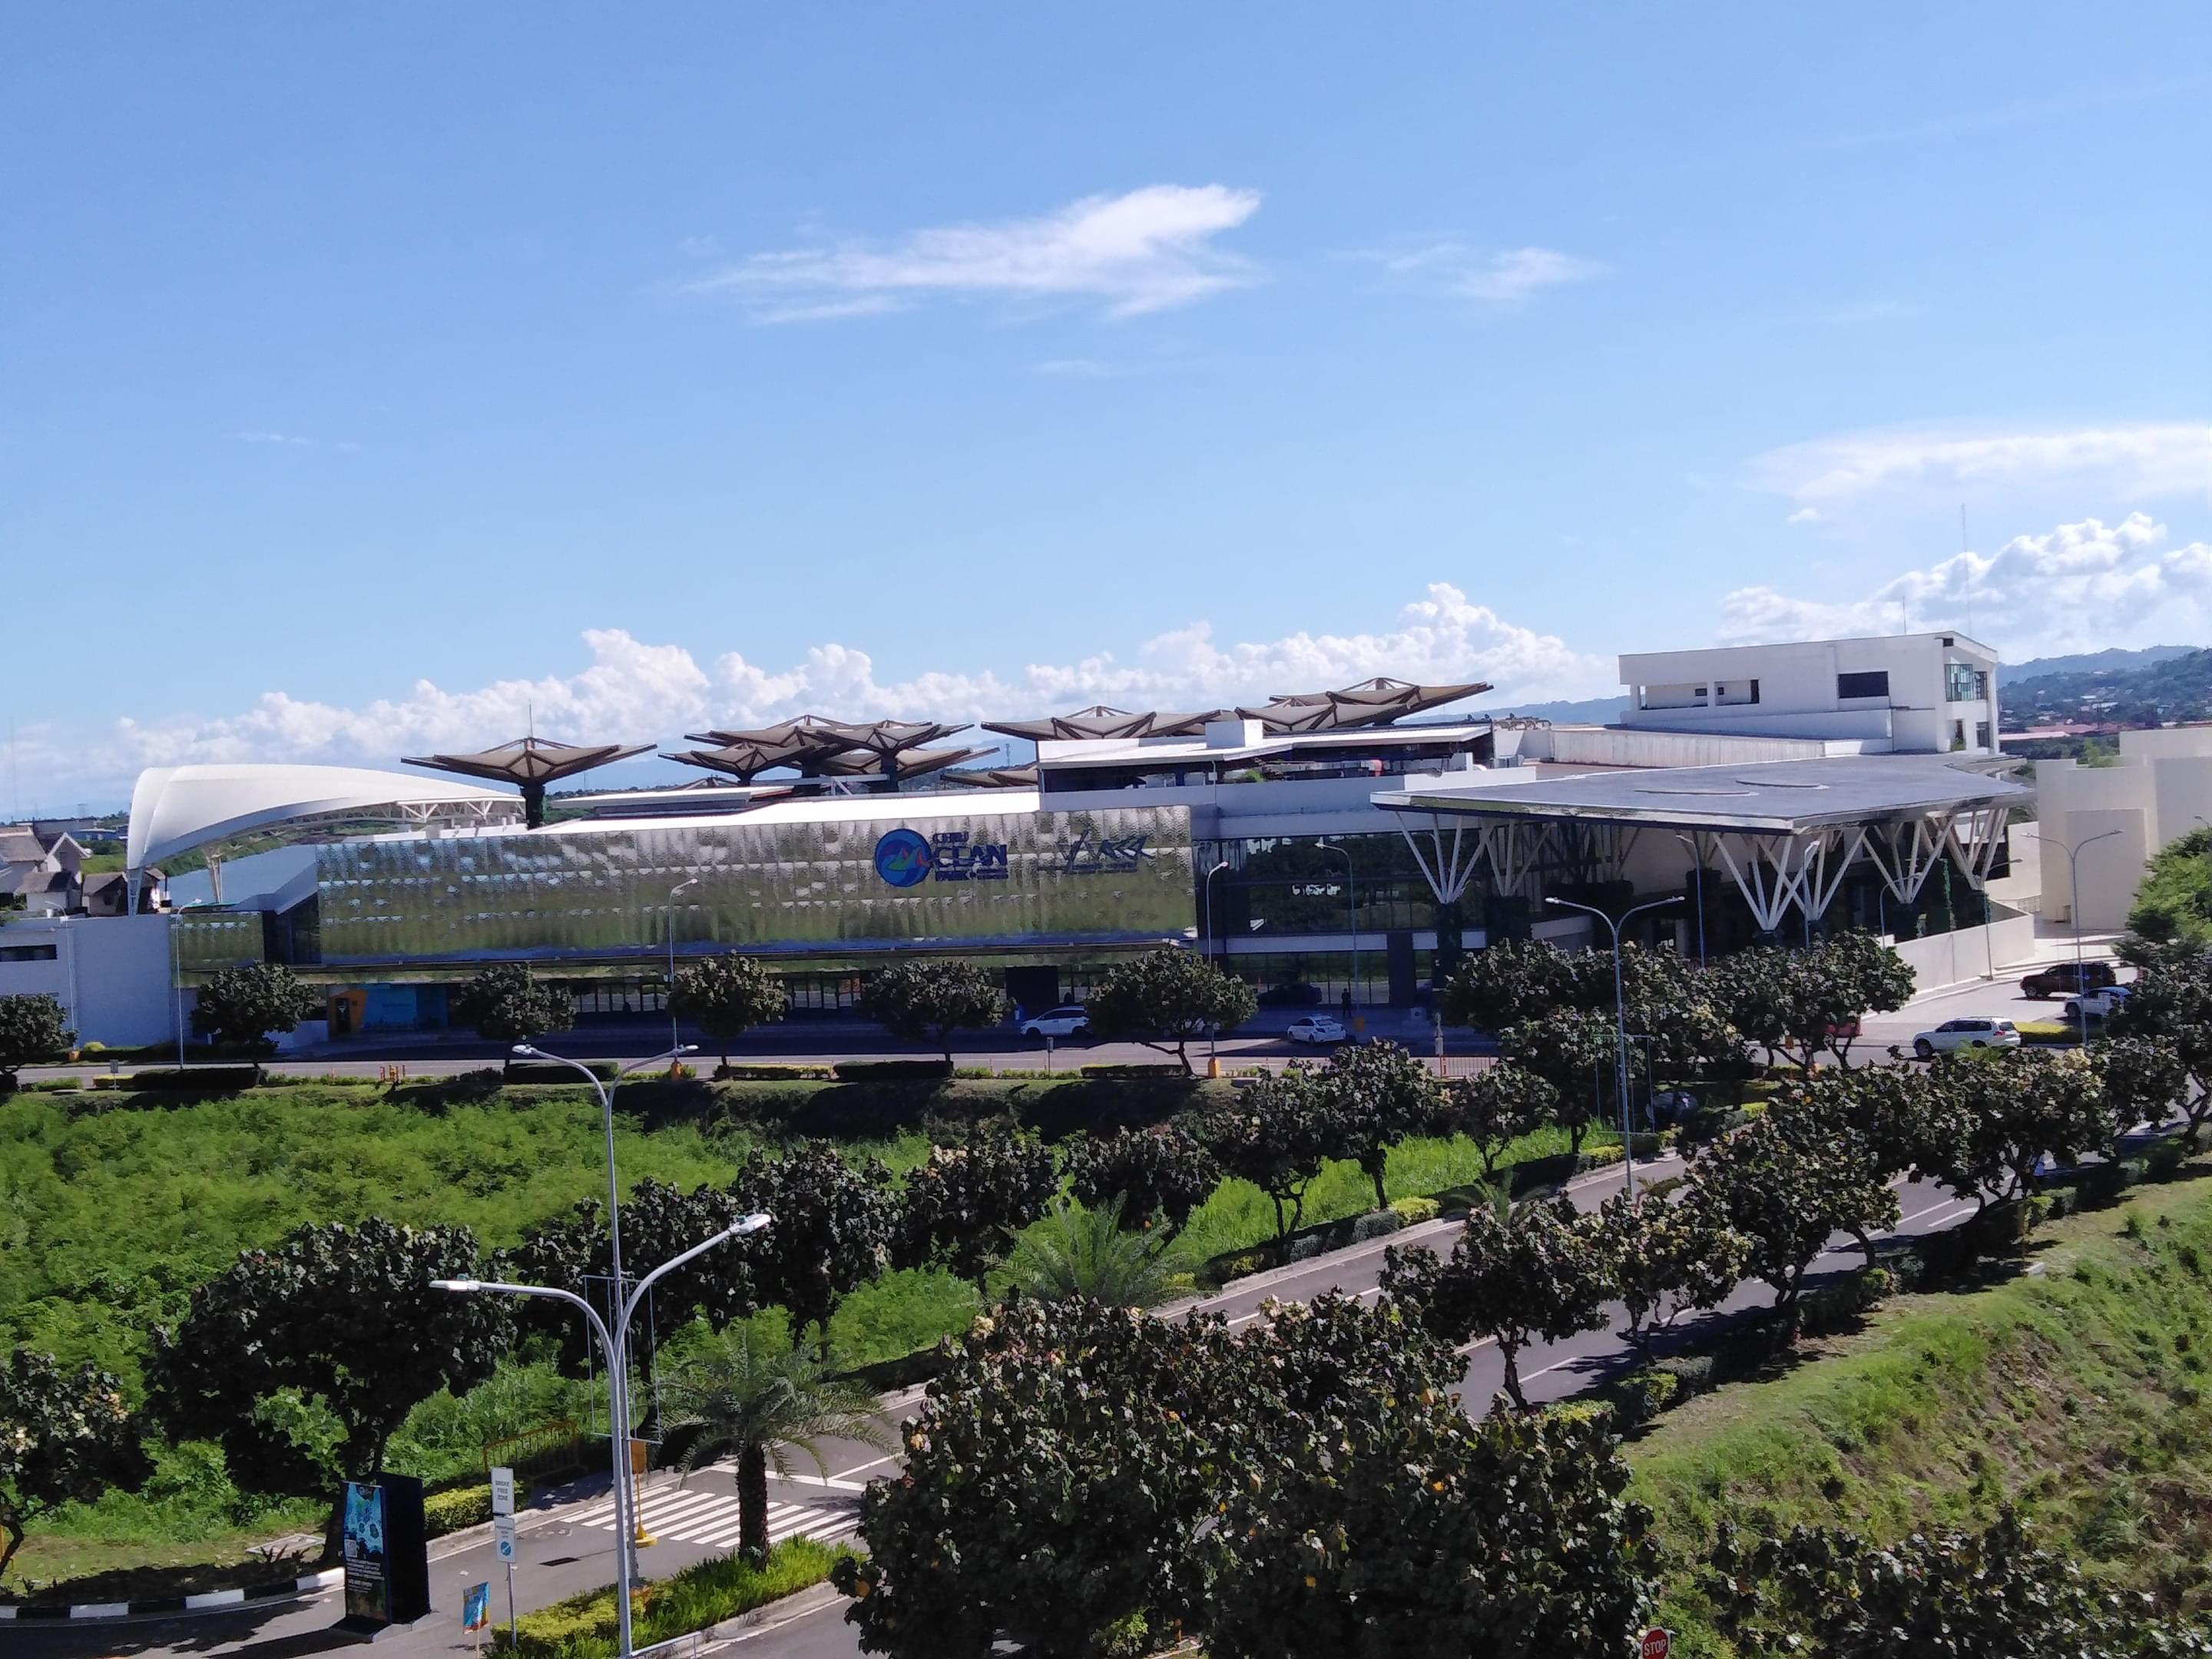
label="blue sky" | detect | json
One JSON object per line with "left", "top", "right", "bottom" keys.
{"left": 5, "top": 5, "right": 2209, "bottom": 810}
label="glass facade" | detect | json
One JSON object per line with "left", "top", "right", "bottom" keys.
{"left": 314, "top": 803, "right": 1197, "bottom": 967}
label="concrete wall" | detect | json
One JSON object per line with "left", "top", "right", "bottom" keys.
{"left": 2031, "top": 728, "right": 2212, "bottom": 929}
{"left": 1886, "top": 909, "right": 2036, "bottom": 993}
{"left": 0, "top": 914, "right": 184, "bottom": 1048}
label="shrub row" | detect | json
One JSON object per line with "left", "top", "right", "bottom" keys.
{"left": 424, "top": 1483, "right": 494, "bottom": 1538}
{"left": 492, "top": 1537, "right": 853, "bottom": 1658}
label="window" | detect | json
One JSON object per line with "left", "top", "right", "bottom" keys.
{"left": 0, "top": 943, "right": 58, "bottom": 962}
{"left": 1945, "top": 661, "right": 1989, "bottom": 703}
{"left": 1836, "top": 670, "right": 1890, "bottom": 700}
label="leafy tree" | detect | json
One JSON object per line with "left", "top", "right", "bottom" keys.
{"left": 1438, "top": 937, "right": 1611, "bottom": 1032}
{"left": 1716, "top": 934, "right": 1915, "bottom": 1073}
{"left": 1706, "top": 1508, "right": 2212, "bottom": 1658}
{"left": 453, "top": 962, "right": 573, "bottom": 1045}
{"left": 1500, "top": 1008, "right": 1621, "bottom": 1154}
{"left": 1312, "top": 1039, "right": 1440, "bottom": 1210}
{"left": 1592, "top": 1187, "right": 1749, "bottom": 1359}
{"left": 1204, "top": 1302, "right": 1657, "bottom": 1658}
{"left": 730, "top": 1141, "right": 900, "bottom": 1353}
{"left": 151, "top": 1219, "right": 507, "bottom": 1545}
{"left": 834, "top": 1295, "right": 1246, "bottom": 1657}
{"left": 856, "top": 959, "right": 1007, "bottom": 1065}
{"left": 2098, "top": 1031, "right": 2190, "bottom": 1137}
{"left": 1203, "top": 1066, "right": 1337, "bottom": 1248}
{"left": 1085, "top": 946, "right": 1258, "bottom": 1074}
{"left": 2109, "top": 952, "right": 2212, "bottom": 1132}
{"left": 189, "top": 962, "right": 320, "bottom": 1052}
{"left": 1947, "top": 1048, "right": 2120, "bottom": 1200}
{"left": 0, "top": 992, "right": 74, "bottom": 1087}
{"left": 896, "top": 1124, "right": 1058, "bottom": 1293}
{"left": 1063, "top": 1119, "right": 1222, "bottom": 1240}
{"left": 502, "top": 1177, "right": 760, "bottom": 1379}
{"left": 2126, "top": 824, "right": 2212, "bottom": 947}
{"left": 669, "top": 952, "right": 786, "bottom": 1068}
{"left": 0, "top": 1348, "right": 150, "bottom": 1583}
{"left": 1382, "top": 1188, "right": 1611, "bottom": 1410}
{"left": 1002, "top": 1198, "right": 1183, "bottom": 1307}
{"left": 1438, "top": 1061, "right": 1558, "bottom": 1177}
{"left": 1687, "top": 1111, "right": 1899, "bottom": 1305}
{"left": 661, "top": 1323, "right": 888, "bottom": 1564}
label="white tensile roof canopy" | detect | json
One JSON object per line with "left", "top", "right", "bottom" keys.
{"left": 126, "top": 763, "right": 522, "bottom": 876}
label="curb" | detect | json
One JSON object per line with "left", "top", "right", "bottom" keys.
{"left": 0, "top": 1566, "right": 342, "bottom": 1624}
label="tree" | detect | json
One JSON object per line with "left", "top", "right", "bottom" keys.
{"left": 834, "top": 1296, "right": 1245, "bottom": 1657}
{"left": 452, "top": 962, "right": 573, "bottom": 1045}
{"left": 152, "top": 1219, "right": 507, "bottom": 1549}
{"left": 1948, "top": 1048, "right": 2120, "bottom": 1200}
{"left": 1085, "top": 947, "right": 1258, "bottom": 1074}
{"left": 856, "top": 959, "right": 1007, "bottom": 1065}
{"left": 1204, "top": 1302, "right": 1657, "bottom": 1658}
{"left": 669, "top": 952, "right": 786, "bottom": 1068}
{"left": 661, "top": 1323, "right": 889, "bottom": 1565}
{"left": 0, "top": 993, "right": 73, "bottom": 1088}
{"left": 0, "top": 1348, "right": 150, "bottom": 1584}
{"left": 1382, "top": 1188, "right": 1611, "bottom": 1410}
{"left": 1591, "top": 1188, "right": 1748, "bottom": 1359}
{"left": 1706, "top": 1508, "right": 2212, "bottom": 1659}
{"left": 2109, "top": 952, "right": 2212, "bottom": 1132}
{"left": 2096, "top": 1031, "right": 2190, "bottom": 1137}
{"left": 1500, "top": 1008, "right": 1621, "bottom": 1154}
{"left": 1438, "top": 1061, "right": 1558, "bottom": 1177}
{"left": 1687, "top": 1111, "right": 1898, "bottom": 1305}
{"left": 1002, "top": 1198, "right": 1183, "bottom": 1307}
{"left": 1203, "top": 1067, "right": 1337, "bottom": 1248}
{"left": 730, "top": 1141, "right": 900, "bottom": 1354}
{"left": 1438, "top": 937, "right": 1611, "bottom": 1033}
{"left": 2126, "top": 824, "right": 2212, "bottom": 947}
{"left": 189, "top": 962, "right": 319, "bottom": 1052}
{"left": 1715, "top": 935, "right": 1915, "bottom": 1074}
{"left": 1063, "top": 1118, "right": 1222, "bottom": 1240}
{"left": 896, "top": 1124, "right": 1058, "bottom": 1293}
{"left": 1312, "top": 1039, "right": 1441, "bottom": 1210}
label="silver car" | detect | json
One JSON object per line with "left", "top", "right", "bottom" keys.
{"left": 1912, "top": 1017, "right": 2021, "bottom": 1059}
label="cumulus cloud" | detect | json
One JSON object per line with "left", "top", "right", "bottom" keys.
{"left": 1717, "top": 513, "right": 2212, "bottom": 654}
{"left": 685, "top": 185, "right": 1263, "bottom": 322}
{"left": 25, "top": 586, "right": 1610, "bottom": 806}
{"left": 1359, "top": 240, "right": 1607, "bottom": 305}
{"left": 1747, "top": 422, "right": 2210, "bottom": 508}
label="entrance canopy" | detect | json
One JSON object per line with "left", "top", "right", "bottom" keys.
{"left": 126, "top": 763, "right": 520, "bottom": 876}
{"left": 1373, "top": 753, "right": 2032, "bottom": 936}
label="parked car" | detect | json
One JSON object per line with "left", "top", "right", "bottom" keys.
{"left": 1018, "top": 1005, "right": 1091, "bottom": 1040}
{"left": 1912, "top": 1017, "right": 2022, "bottom": 1059}
{"left": 1286, "top": 1015, "right": 1348, "bottom": 1045}
{"left": 1258, "top": 982, "right": 1326, "bottom": 1008}
{"left": 1647, "top": 1088, "right": 1698, "bottom": 1128}
{"left": 2063, "top": 985, "right": 2133, "bottom": 1022}
{"left": 2021, "top": 960, "right": 2118, "bottom": 999}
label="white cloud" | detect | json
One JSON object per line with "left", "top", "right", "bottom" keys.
{"left": 1786, "top": 507, "right": 1821, "bottom": 525}
{"left": 1717, "top": 512, "right": 2212, "bottom": 655}
{"left": 687, "top": 185, "right": 1263, "bottom": 322}
{"left": 1747, "top": 422, "right": 2210, "bottom": 508}
{"left": 1361, "top": 240, "right": 1606, "bottom": 304}
{"left": 25, "top": 586, "right": 1610, "bottom": 804}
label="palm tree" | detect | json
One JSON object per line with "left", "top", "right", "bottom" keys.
{"left": 1002, "top": 1199, "right": 1184, "bottom": 1308}
{"left": 659, "top": 1324, "right": 890, "bottom": 1564}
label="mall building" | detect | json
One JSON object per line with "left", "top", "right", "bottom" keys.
{"left": 0, "top": 635, "right": 2037, "bottom": 1049}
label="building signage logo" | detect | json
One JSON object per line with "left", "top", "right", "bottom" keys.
{"left": 873, "top": 827, "right": 1011, "bottom": 887}
{"left": 1057, "top": 829, "right": 1154, "bottom": 876}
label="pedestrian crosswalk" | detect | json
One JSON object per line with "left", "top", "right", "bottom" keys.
{"left": 571, "top": 1484, "right": 859, "bottom": 1550}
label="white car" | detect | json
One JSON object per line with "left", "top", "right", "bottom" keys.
{"left": 1912, "top": 1017, "right": 2022, "bottom": 1059}
{"left": 1018, "top": 1005, "right": 1091, "bottom": 1040}
{"left": 2063, "top": 985, "right": 2133, "bottom": 1022}
{"left": 1286, "top": 1015, "right": 1348, "bottom": 1045}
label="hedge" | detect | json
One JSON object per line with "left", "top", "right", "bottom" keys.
{"left": 831, "top": 1059, "right": 954, "bottom": 1082}
{"left": 492, "top": 1538, "right": 853, "bottom": 1658}
{"left": 425, "top": 1484, "right": 494, "bottom": 1538}
{"left": 503, "top": 1059, "right": 621, "bottom": 1085}
{"left": 91, "top": 1065, "right": 264, "bottom": 1093}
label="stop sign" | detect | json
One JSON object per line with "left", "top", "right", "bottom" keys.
{"left": 1641, "top": 1631, "right": 1671, "bottom": 1659}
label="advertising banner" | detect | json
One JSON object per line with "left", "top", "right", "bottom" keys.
{"left": 340, "top": 1480, "right": 390, "bottom": 1625}
{"left": 338, "top": 1474, "right": 430, "bottom": 1631}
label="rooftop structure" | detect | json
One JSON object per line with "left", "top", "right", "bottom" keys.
{"left": 672, "top": 716, "right": 977, "bottom": 786}
{"left": 404, "top": 736, "right": 653, "bottom": 826}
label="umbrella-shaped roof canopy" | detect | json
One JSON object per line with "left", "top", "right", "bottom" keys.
{"left": 982, "top": 705, "right": 1227, "bottom": 742}
{"left": 1238, "top": 677, "right": 1490, "bottom": 733}
{"left": 811, "top": 745, "right": 985, "bottom": 780}
{"left": 404, "top": 737, "right": 652, "bottom": 823}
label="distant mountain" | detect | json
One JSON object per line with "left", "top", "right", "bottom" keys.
{"left": 2000, "top": 646, "right": 2212, "bottom": 729}
{"left": 1472, "top": 694, "right": 1630, "bottom": 724}
{"left": 1996, "top": 645, "right": 2198, "bottom": 687}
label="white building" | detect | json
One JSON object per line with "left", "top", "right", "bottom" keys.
{"left": 2026, "top": 725, "right": 2212, "bottom": 930}
{"left": 1618, "top": 632, "right": 2000, "bottom": 757}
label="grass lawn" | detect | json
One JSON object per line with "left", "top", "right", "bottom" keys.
{"left": 1628, "top": 1164, "right": 2212, "bottom": 1653}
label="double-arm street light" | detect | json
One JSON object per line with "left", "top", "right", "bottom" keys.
{"left": 432, "top": 1210, "right": 768, "bottom": 1658}
{"left": 2025, "top": 828, "right": 2124, "bottom": 1047}
{"left": 1316, "top": 839, "right": 1359, "bottom": 1025}
{"left": 1544, "top": 893, "right": 1684, "bottom": 1198}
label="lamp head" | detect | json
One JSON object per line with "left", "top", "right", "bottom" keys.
{"left": 1543, "top": 896, "right": 1565, "bottom": 908}
{"left": 512, "top": 1044, "right": 538, "bottom": 1058}
{"left": 727, "top": 1214, "right": 772, "bottom": 1240}
{"left": 429, "top": 1278, "right": 482, "bottom": 1293}
{"left": 676, "top": 1044, "right": 698, "bottom": 1056}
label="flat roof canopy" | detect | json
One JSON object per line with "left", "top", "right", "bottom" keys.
{"left": 1373, "top": 753, "right": 2032, "bottom": 835}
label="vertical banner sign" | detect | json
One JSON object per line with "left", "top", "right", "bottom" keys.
{"left": 490, "top": 1466, "right": 515, "bottom": 1518}
{"left": 341, "top": 1481, "right": 390, "bottom": 1625}
{"left": 462, "top": 1582, "right": 491, "bottom": 1633}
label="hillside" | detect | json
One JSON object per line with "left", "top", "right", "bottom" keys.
{"left": 2001, "top": 647, "right": 2212, "bottom": 730}
{"left": 1995, "top": 644, "right": 2199, "bottom": 687}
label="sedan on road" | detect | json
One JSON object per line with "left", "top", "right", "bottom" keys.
{"left": 2064, "top": 985, "right": 2133, "bottom": 1022}
{"left": 1912, "top": 1016, "right": 2022, "bottom": 1059}
{"left": 1018, "top": 1005, "right": 1091, "bottom": 1040}
{"left": 1286, "top": 1015, "right": 1348, "bottom": 1045}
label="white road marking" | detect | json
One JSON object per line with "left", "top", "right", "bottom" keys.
{"left": 574, "top": 1488, "right": 859, "bottom": 1548}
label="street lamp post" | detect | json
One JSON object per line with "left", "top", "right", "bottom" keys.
{"left": 1543, "top": 894, "right": 1683, "bottom": 1198}
{"left": 2025, "top": 829, "right": 2124, "bottom": 1048}
{"left": 431, "top": 1212, "right": 768, "bottom": 1658}
{"left": 664, "top": 878, "right": 699, "bottom": 1055}
{"left": 1317, "top": 839, "right": 1358, "bottom": 1025}
{"left": 1201, "top": 857, "right": 1232, "bottom": 970}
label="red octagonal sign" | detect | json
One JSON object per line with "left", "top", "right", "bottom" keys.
{"left": 1641, "top": 1632, "right": 1671, "bottom": 1659}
